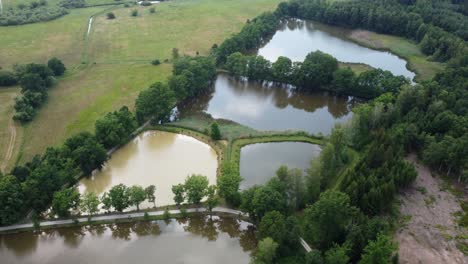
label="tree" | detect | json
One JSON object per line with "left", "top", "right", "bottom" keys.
{"left": 131, "top": 9, "right": 138, "bottom": 17}
{"left": 251, "top": 185, "right": 286, "bottom": 220}
{"left": 210, "top": 122, "right": 221, "bottom": 140}
{"left": 128, "top": 185, "right": 146, "bottom": 211}
{"left": 135, "top": 82, "right": 175, "bottom": 124}
{"left": 325, "top": 245, "right": 350, "bottom": 264}
{"left": 172, "top": 184, "right": 185, "bottom": 206}
{"left": 63, "top": 132, "right": 107, "bottom": 175}
{"left": 95, "top": 106, "right": 137, "bottom": 148}
{"left": 145, "top": 185, "right": 156, "bottom": 207}
{"left": 331, "top": 67, "right": 356, "bottom": 94}
{"left": 101, "top": 192, "right": 112, "bottom": 212}
{"left": 108, "top": 184, "right": 130, "bottom": 212}
{"left": 205, "top": 185, "right": 218, "bottom": 212}
{"left": 295, "top": 51, "right": 338, "bottom": 89}
{"left": 359, "top": 234, "right": 397, "bottom": 264}
{"left": 51, "top": 188, "right": 80, "bottom": 217}
{"left": 80, "top": 192, "right": 100, "bottom": 216}
{"left": 251, "top": 237, "right": 278, "bottom": 264}
{"left": 172, "top": 48, "right": 179, "bottom": 59}
{"left": 305, "top": 250, "right": 324, "bottom": 264}
{"left": 0, "top": 71, "right": 18, "bottom": 86}
{"left": 258, "top": 211, "right": 286, "bottom": 244}
{"left": 271, "top": 56, "right": 293, "bottom": 83}
{"left": 303, "top": 190, "right": 355, "bottom": 250}
{"left": 47, "top": 57, "right": 66, "bottom": 76}
{"left": 106, "top": 12, "right": 116, "bottom": 19}
{"left": 184, "top": 174, "right": 209, "bottom": 204}
{"left": 0, "top": 175, "right": 24, "bottom": 225}
{"left": 217, "top": 162, "right": 242, "bottom": 206}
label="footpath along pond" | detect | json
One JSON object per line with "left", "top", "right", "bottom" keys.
{"left": 0, "top": 215, "right": 256, "bottom": 264}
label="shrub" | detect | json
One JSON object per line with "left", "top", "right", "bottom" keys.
{"left": 131, "top": 9, "right": 138, "bottom": 17}
{"left": 47, "top": 57, "right": 66, "bottom": 76}
{"left": 0, "top": 71, "right": 18, "bottom": 86}
{"left": 106, "top": 12, "right": 116, "bottom": 19}
{"left": 141, "top": 1, "right": 152, "bottom": 6}
{"left": 149, "top": 7, "right": 156, "bottom": 13}
{"left": 151, "top": 59, "right": 161, "bottom": 65}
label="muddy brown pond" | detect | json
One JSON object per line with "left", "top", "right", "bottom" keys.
{"left": 0, "top": 216, "right": 256, "bottom": 264}
{"left": 78, "top": 131, "right": 218, "bottom": 209}
{"left": 178, "top": 73, "right": 356, "bottom": 135}
{"left": 258, "top": 19, "right": 415, "bottom": 80}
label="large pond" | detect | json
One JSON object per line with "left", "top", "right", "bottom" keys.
{"left": 240, "top": 142, "right": 321, "bottom": 189}
{"left": 257, "top": 19, "right": 415, "bottom": 80}
{"left": 0, "top": 216, "right": 256, "bottom": 264}
{"left": 78, "top": 131, "right": 218, "bottom": 209}
{"left": 178, "top": 73, "right": 355, "bottom": 135}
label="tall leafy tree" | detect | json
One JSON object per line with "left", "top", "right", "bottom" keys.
{"left": 128, "top": 185, "right": 146, "bottom": 211}
{"left": 135, "top": 82, "right": 175, "bottom": 124}
{"left": 0, "top": 175, "right": 24, "bottom": 225}
{"left": 184, "top": 174, "right": 209, "bottom": 204}
{"left": 51, "top": 188, "right": 80, "bottom": 217}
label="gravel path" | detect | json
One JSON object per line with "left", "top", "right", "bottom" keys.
{"left": 0, "top": 207, "right": 246, "bottom": 233}
{"left": 395, "top": 155, "right": 467, "bottom": 264}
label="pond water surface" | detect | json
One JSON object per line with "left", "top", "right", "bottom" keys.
{"left": 257, "top": 19, "right": 415, "bottom": 80}
{"left": 178, "top": 73, "right": 355, "bottom": 135}
{"left": 0, "top": 216, "right": 256, "bottom": 264}
{"left": 78, "top": 131, "right": 218, "bottom": 209}
{"left": 240, "top": 142, "right": 321, "bottom": 189}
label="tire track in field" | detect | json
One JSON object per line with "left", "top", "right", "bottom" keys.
{"left": 1, "top": 118, "right": 16, "bottom": 173}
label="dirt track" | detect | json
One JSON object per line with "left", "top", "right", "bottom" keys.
{"left": 1, "top": 118, "right": 16, "bottom": 173}
{"left": 395, "top": 155, "right": 467, "bottom": 264}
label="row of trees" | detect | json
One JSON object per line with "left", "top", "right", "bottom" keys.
{"left": 225, "top": 51, "right": 409, "bottom": 99}
{"left": 0, "top": 1, "right": 68, "bottom": 26}
{"left": 171, "top": 174, "right": 218, "bottom": 211}
{"left": 50, "top": 184, "right": 156, "bottom": 218}
{"left": 11, "top": 58, "right": 66, "bottom": 122}
{"left": 277, "top": 0, "right": 467, "bottom": 62}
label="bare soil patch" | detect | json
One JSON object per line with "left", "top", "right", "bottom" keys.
{"left": 395, "top": 154, "right": 467, "bottom": 264}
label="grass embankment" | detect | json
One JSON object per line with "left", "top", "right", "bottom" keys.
{"left": 339, "top": 62, "right": 373, "bottom": 75}
{"left": 309, "top": 21, "right": 444, "bottom": 82}
{"left": 3, "top": 0, "right": 281, "bottom": 165}
{"left": 169, "top": 113, "right": 324, "bottom": 173}
{"left": 347, "top": 30, "right": 444, "bottom": 82}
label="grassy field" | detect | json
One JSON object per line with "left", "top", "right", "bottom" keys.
{"left": 0, "top": 7, "right": 108, "bottom": 69}
{"left": 6, "top": 0, "right": 281, "bottom": 165}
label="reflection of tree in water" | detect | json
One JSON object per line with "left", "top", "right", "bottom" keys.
{"left": 55, "top": 227, "right": 85, "bottom": 248}
{"left": 86, "top": 224, "right": 106, "bottom": 237}
{"left": 183, "top": 215, "right": 219, "bottom": 241}
{"left": 217, "top": 216, "right": 241, "bottom": 238}
{"left": 239, "top": 225, "right": 257, "bottom": 252}
{"left": 109, "top": 223, "right": 132, "bottom": 240}
{"left": 130, "top": 221, "right": 161, "bottom": 237}
{"left": 176, "top": 86, "right": 215, "bottom": 118}
{"left": 0, "top": 232, "right": 39, "bottom": 257}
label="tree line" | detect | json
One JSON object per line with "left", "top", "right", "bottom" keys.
{"left": 0, "top": 58, "right": 67, "bottom": 122}
{"left": 0, "top": 0, "right": 86, "bottom": 26}
{"left": 51, "top": 184, "right": 156, "bottom": 218}
{"left": 0, "top": 55, "right": 216, "bottom": 226}
{"left": 224, "top": 51, "right": 409, "bottom": 99}
{"left": 276, "top": 0, "right": 467, "bottom": 62}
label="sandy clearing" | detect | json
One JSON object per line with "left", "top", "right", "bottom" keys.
{"left": 395, "top": 154, "right": 467, "bottom": 264}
